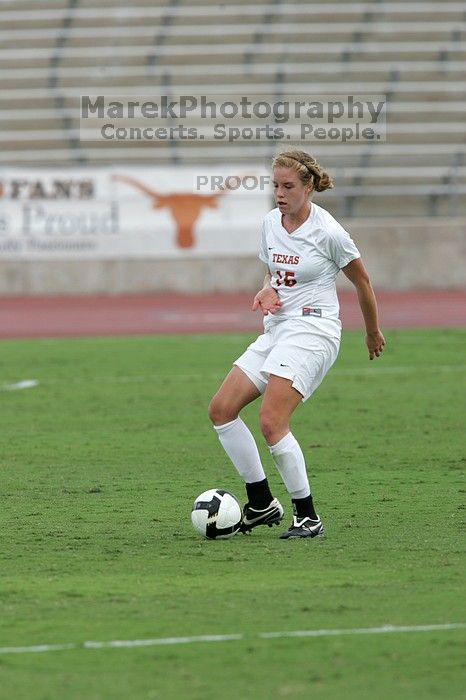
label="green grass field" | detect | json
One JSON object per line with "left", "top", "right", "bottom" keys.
{"left": 1, "top": 328, "right": 465, "bottom": 700}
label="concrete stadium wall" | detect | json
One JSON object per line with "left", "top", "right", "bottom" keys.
{"left": 0, "top": 218, "right": 464, "bottom": 295}
{"left": 341, "top": 218, "right": 466, "bottom": 291}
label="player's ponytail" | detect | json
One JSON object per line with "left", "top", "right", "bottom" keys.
{"left": 272, "top": 150, "right": 334, "bottom": 193}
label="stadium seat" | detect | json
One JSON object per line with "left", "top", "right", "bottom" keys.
{"left": 0, "top": 0, "right": 465, "bottom": 217}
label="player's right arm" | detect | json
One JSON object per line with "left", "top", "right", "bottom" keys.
{"left": 252, "top": 267, "right": 282, "bottom": 315}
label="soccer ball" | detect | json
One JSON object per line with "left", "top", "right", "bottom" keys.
{"left": 191, "top": 489, "right": 242, "bottom": 539}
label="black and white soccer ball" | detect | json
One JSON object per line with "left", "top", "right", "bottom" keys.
{"left": 191, "top": 489, "right": 242, "bottom": 539}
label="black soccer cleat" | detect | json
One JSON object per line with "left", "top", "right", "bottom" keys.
{"left": 279, "top": 515, "right": 325, "bottom": 539}
{"left": 240, "top": 498, "right": 284, "bottom": 533}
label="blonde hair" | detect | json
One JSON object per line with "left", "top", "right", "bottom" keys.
{"left": 272, "top": 150, "right": 334, "bottom": 193}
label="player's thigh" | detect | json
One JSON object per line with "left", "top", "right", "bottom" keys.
{"left": 209, "top": 366, "right": 261, "bottom": 424}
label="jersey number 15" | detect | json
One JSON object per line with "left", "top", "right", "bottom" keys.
{"left": 275, "top": 270, "right": 297, "bottom": 287}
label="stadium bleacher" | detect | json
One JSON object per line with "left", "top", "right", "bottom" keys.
{"left": 0, "top": 0, "right": 465, "bottom": 218}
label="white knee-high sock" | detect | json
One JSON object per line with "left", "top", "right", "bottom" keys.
{"left": 213, "top": 417, "right": 266, "bottom": 484}
{"left": 269, "top": 432, "right": 310, "bottom": 499}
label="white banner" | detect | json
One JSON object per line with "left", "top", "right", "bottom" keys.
{"left": 0, "top": 166, "right": 272, "bottom": 259}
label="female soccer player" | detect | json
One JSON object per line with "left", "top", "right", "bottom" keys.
{"left": 208, "top": 150, "right": 385, "bottom": 539}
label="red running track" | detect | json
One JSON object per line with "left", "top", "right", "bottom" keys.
{"left": 0, "top": 290, "right": 464, "bottom": 340}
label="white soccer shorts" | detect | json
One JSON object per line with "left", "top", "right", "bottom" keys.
{"left": 234, "top": 320, "right": 339, "bottom": 402}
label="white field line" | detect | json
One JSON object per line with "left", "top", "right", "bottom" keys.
{"left": 0, "top": 623, "right": 464, "bottom": 656}
{"left": 1, "top": 364, "right": 464, "bottom": 390}
{"left": 1, "top": 379, "right": 39, "bottom": 391}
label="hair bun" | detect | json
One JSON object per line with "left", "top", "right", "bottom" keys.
{"left": 272, "top": 150, "right": 334, "bottom": 192}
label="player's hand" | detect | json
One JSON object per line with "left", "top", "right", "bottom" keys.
{"left": 366, "top": 330, "right": 385, "bottom": 360}
{"left": 252, "top": 287, "right": 282, "bottom": 315}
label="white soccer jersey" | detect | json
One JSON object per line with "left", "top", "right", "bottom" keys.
{"left": 259, "top": 204, "right": 360, "bottom": 337}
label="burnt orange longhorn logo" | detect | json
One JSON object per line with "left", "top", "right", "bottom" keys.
{"left": 113, "top": 174, "right": 229, "bottom": 248}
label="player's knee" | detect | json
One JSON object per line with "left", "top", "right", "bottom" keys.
{"left": 208, "top": 395, "right": 237, "bottom": 426}
{"left": 259, "top": 407, "right": 283, "bottom": 444}
{"left": 207, "top": 396, "right": 222, "bottom": 424}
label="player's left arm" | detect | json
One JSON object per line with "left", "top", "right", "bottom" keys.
{"left": 342, "top": 257, "right": 386, "bottom": 360}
